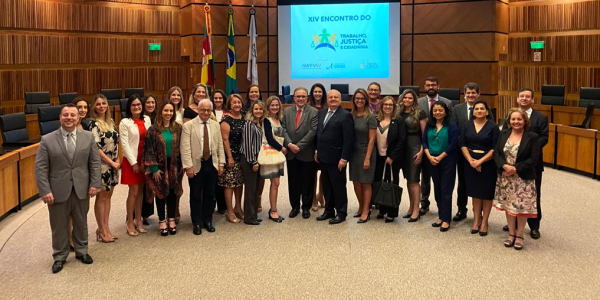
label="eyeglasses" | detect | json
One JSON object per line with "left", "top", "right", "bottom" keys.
{"left": 382, "top": 104, "right": 395, "bottom": 107}
{"left": 425, "top": 84, "right": 438, "bottom": 88}
{"left": 368, "top": 89, "right": 380, "bottom": 92}
{"left": 199, "top": 109, "right": 212, "bottom": 113}
{"left": 294, "top": 95, "right": 307, "bottom": 99}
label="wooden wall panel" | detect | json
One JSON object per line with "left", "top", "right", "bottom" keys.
{"left": 0, "top": 34, "right": 12, "bottom": 65}
{"left": 268, "top": 7, "right": 278, "bottom": 36}
{"left": 185, "top": 5, "right": 269, "bottom": 36}
{"left": 499, "top": 65, "right": 600, "bottom": 95}
{"left": 413, "top": 63, "right": 497, "bottom": 94}
{"left": 510, "top": 1, "right": 600, "bottom": 32}
{"left": 413, "top": 1, "right": 496, "bottom": 34}
{"left": 98, "top": 0, "right": 179, "bottom": 5}
{"left": 508, "top": 34, "right": 600, "bottom": 62}
{"left": 181, "top": 0, "right": 268, "bottom": 7}
{"left": 401, "top": 36, "right": 412, "bottom": 62}
{"left": 401, "top": 6, "right": 412, "bottom": 34}
{"left": 0, "top": 0, "right": 180, "bottom": 34}
{"left": 412, "top": 33, "right": 496, "bottom": 61}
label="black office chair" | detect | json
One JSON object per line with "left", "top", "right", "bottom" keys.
{"left": 439, "top": 88, "right": 461, "bottom": 106}
{"left": 58, "top": 92, "right": 78, "bottom": 105}
{"left": 125, "top": 88, "right": 144, "bottom": 99}
{"left": 570, "top": 103, "right": 595, "bottom": 129}
{"left": 579, "top": 87, "right": 600, "bottom": 108}
{"left": 541, "top": 85, "right": 565, "bottom": 106}
{"left": 38, "top": 105, "right": 63, "bottom": 136}
{"left": 281, "top": 85, "right": 293, "bottom": 103}
{"left": 0, "top": 107, "right": 3, "bottom": 116}
{"left": 100, "top": 88, "right": 122, "bottom": 101}
{"left": 24, "top": 91, "right": 51, "bottom": 114}
{"left": 400, "top": 86, "right": 419, "bottom": 95}
{"left": 331, "top": 84, "right": 349, "bottom": 101}
{"left": 120, "top": 98, "right": 129, "bottom": 117}
{"left": 0, "top": 112, "right": 29, "bottom": 145}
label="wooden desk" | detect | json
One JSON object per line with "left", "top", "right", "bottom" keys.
{"left": 556, "top": 126, "right": 597, "bottom": 174}
{"left": 544, "top": 124, "right": 557, "bottom": 166}
{"left": 17, "top": 143, "right": 39, "bottom": 204}
{"left": 25, "top": 114, "right": 41, "bottom": 140}
{"left": 0, "top": 151, "right": 20, "bottom": 217}
{"left": 553, "top": 106, "right": 600, "bottom": 130}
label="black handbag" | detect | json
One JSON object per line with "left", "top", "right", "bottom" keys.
{"left": 372, "top": 163, "right": 403, "bottom": 208}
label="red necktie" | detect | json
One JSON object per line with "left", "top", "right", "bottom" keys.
{"left": 295, "top": 108, "right": 302, "bottom": 129}
{"left": 429, "top": 99, "right": 435, "bottom": 111}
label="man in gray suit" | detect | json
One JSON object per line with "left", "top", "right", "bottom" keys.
{"left": 282, "top": 87, "right": 319, "bottom": 219}
{"left": 450, "top": 82, "right": 494, "bottom": 222}
{"left": 35, "top": 104, "right": 101, "bottom": 274}
{"left": 417, "top": 76, "right": 453, "bottom": 215}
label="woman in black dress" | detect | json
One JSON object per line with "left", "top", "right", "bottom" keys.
{"left": 459, "top": 100, "right": 499, "bottom": 236}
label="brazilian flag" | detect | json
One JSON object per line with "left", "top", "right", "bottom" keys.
{"left": 226, "top": 9, "right": 237, "bottom": 95}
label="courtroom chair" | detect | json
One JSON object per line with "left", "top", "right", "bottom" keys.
{"left": 0, "top": 112, "right": 29, "bottom": 146}
{"left": 579, "top": 87, "right": 600, "bottom": 108}
{"left": 107, "top": 99, "right": 122, "bottom": 107}
{"left": 0, "top": 107, "right": 3, "bottom": 116}
{"left": 439, "top": 88, "right": 461, "bottom": 106}
{"left": 120, "top": 98, "right": 129, "bottom": 117}
{"left": 399, "top": 86, "right": 419, "bottom": 96}
{"left": 331, "top": 84, "right": 349, "bottom": 101}
{"left": 100, "top": 88, "right": 122, "bottom": 101}
{"left": 541, "top": 85, "right": 565, "bottom": 106}
{"left": 281, "top": 85, "right": 293, "bottom": 104}
{"left": 570, "top": 103, "right": 595, "bottom": 129}
{"left": 38, "top": 105, "right": 63, "bottom": 136}
{"left": 125, "top": 88, "right": 144, "bottom": 99}
{"left": 24, "top": 91, "right": 51, "bottom": 114}
{"left": 58, "top": 92, "right": 78, "bottom": 105}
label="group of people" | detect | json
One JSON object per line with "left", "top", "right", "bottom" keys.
{"left": 35, "top": 78, "right": 548, "bottom": 274}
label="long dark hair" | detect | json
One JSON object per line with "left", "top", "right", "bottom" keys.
{"left": 211, "top": 89, "right": 227, "bottom": 112}
{"left": 154, "top": 101, "right": 181, "bottom": 132}
{"left": 143, "top": 93, "right": 157, "bottom": 123}
{"left": 125, "top": 94, "right": 143, "bottom": 119}
{"left": 427, "top": 101, "right": 450, "bottom": 126}
{"left": 309, "top": 83, "right": 327, "bottom": 107}
{"left": 243, "top": 84, "right": 262, "bottom": 111}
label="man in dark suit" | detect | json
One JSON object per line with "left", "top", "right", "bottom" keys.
{"left": 315, "top": 89, "right": 355, "bottom": 224}
{"left": 502, "top": 88, "right": 548, "bottom": 239}
{"left": 35, "top": 104, "right": 101, "bottom": 274}
{"left": 417, "top": 76, "right": 453, "bottom": 215}
{"left": 450, "top": 82, "right": 495, "bottom": 221}
{"left": 282, "top": 87, "right": 319, "bottom": 219}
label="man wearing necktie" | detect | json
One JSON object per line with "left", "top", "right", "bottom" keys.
{"left": 417, "top": 76, "right": 454, "bottom": 215}
{"left": 315, "top": 89, "right": 355, "bottom": 224}
{"left": 35, "top": 104, "right": 101, "bottom": 274}
{"left": 282, "top": 87, "right": 319, "bottom": 219}
{"left": 451, "top": 83, "right": 495, "bottom": 222}
{"left": 181, "top": 99, "right": 225, "bottom": 235}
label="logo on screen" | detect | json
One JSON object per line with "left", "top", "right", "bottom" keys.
{"left": 311, "top": 29, "right": 338, "bottom": 51}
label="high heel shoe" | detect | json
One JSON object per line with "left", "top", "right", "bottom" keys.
{"left": 353, "top": 212, "right": 361, "bottom": 218}
{"left": 408, "top": 214, "right": 420, "bottom": 222}
{"left": 126, "top": 223, "right": 138, "bottom": 237}
{"left": 234, "top": 211, "right": 244, "bottom": 220}
{"left": 159, "top": 221, "right": 169, "bottom": 237}
{"left": 311, "top": 204, "right": 319, "bottom": 212}
{"left": 226, "top": 213, "right": 241, "bottom": 223}
{"left": 95, "top": 230, "right": 114, "bottom": 243}
{"left": 357, "top": 211, "right": 371, "bottom": 223}
{"left": 168, "top": 218, "right": 177, "bottom": 235}
{"left": 513, "top": 236, "right": 524, "bottom": 250}
{"left": 134, "top": 223, "right": 148, "bottom": 234}
{"left": 268, "top": 209, "right": 284, "bottom": 223}
{"left": 504, "top": 234, "right": 516, "bottom": 247}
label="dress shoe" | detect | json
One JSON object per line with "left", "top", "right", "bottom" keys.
{"left": 478, "top": 231, "right": 488, "bottom": 237}
{"left": 329, "top": 216, "right": 346, "bottom": 225}
{"left": 401, "top": 213, "right": 411, "bottom": 219}
{"left": 376, "top": 213, "right": 385, "bottom": 219}
{"left": 75, "top": 254, "right": 94, "bottom": 264}
{"left": 268, "top": 209, "right": 285, "bottom": 223}
{"left": 244, "top": 220, "right": 260, "bottom": 225}
{"left": 316, "top": 213, "right": 335, "bottom": 221}
{"left": 384, "top": 217, "right": 394, "bottom": 223}
{"left": 257, "top": 218, "right": 263, "bottom": 223}
{"left": 470, "top": 228, "right": 479, "bottom": 234}
{"left": 452, "top": 210, "right": 467, "bottom": 222}
{"left": 193, "top": 225, "right": 202, "bottom": 235}
{"left": 530, "top": 229, "right": 541, "bottom": 240}
{"left": 289, "top": 208, "right": 300, "bottom": 218}
{"left": 302, "top": 210, "right": 311, "bottom": 219}
{"left": 440, "top": 224, "right": 451, "bottom": 232}
{"left": 502, "top": 225, "right": 509, "bottom": 232}
{"left": 408, "top": 215, "right": 420, "bottom": 223}
{"left": 419, "top": 206, "right": 429, "bottom": 216}
{"left": 357, "top": 212, "right": 371, "bottom": 224}
{"left": 52, "top": 260, "right": 65, "bottom": 274}
{"left": 203, "top": 222, "right": 216, "bottom": 233}
{"left": 431, "top": 221, "right": 442, "bottom": 228}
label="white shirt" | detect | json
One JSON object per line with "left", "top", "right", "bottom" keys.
{"left": 323, "top": 107, "right": 338, "bottom": 125}
{"left": 197, "top": 117, "right": 212, "bottom": 152}
{"left": 524, "top": 107, "right": 533, "bottom": 118}
{"left": 60, "top": 127, "right": 77, "bottom": 145}
{"left": 466, "top": 103, "right": 474, "bottom": 120}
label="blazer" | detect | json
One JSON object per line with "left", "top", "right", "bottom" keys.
{"left": 422, "top": 121, "right": 460, "bottom": 162}
{"left": 35, "top": 128, "right": 101, "bottom": 202}
{"left": 119, "top": 115, "right": 152, "bottom": 165}
{"left": 377, "top": 117, "right": 407, "bottom": 164}
{"left": 494, "top": 129, "right": 540, "bottom": 180}
{"left": 451, "top": 102, "right": 495, "bottom": 132}
{"left": 281, "top": 105, "right": 319, "bottom": 162}
{"left": 316, "top": 107, "right": 355, "bottom": 164}
{"left": 180, "top": 116, "right": 225, "bottom": 174}
{"left": 418, "top": 95, "right": 453, "bottom": 118}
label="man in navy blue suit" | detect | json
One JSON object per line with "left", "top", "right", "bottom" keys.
{"left": 315, "top": 89, "right": 355, "bottom": 224}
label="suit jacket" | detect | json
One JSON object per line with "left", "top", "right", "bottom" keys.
{"left": 451, "top": 102, "right": 495, "bottom": 132}
{"left": 494, "top": 129, "right": 540, "bottom": 180}
{"left": 180, "top": 116, "right": 225, "bottom": 174}
{"left": 316, "top": 107, "right": 355, "bottom": 164}
{"left": 119, "top": 115, "right": 152, "bottom": 165}
{"left": 282, "top": 105, "right": 318, "bottom": 162}
{"left": 418, "top": 95, "right": 453, "bottom": 118}
{"left": 377, "top": 117, "right": 407, "bottom": 164}
{"left": 35, "top": 128, "right": 101, "bottom": 202}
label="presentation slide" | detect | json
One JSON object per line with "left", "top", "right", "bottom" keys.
{"left": 291, "top": 3, "right": 389, "bottom": 79}
{"left": 279, "top": 2, "right": 400, "bottom": 95}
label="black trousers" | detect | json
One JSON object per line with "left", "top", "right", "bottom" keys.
{"left": 420, "top": 159, "right": 432, "bottom": 207}
{"left": 214, "top": 185, "right": 226, "bottom": 212}
{"left": 374, "top": 155, "right": 401, "bottom": 218}
{"left": 456, "top": 155, "right": 468, "bottom": 213}
{"left": 189, "top": 157, "right": 217, "bottom": 226}
{"left": 429, "top": 157, "right": 456, "bottom": 224}
{"left": 240, "top": 155, "right": 261, "bottom": 223}
{"left": 286, "top": 158, "right": 316, "bottom": 211}
{"left": 527, "top": 170, "right": 543, "bottom": 230}
{"left": 156, "top": 190, "right": 176, "bottom": 221}
{"left": 321, "top": 162, "right": 348, "bottom": 219}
